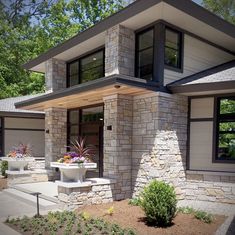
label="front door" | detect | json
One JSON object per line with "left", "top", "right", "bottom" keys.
{"left": 67, "top": 105, "right": 104, "bottom": 177}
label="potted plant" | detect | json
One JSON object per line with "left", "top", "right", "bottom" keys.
{"left": 50, "top": 137, "right": 97, "bottom": 183}
{"left": 2, "top": 143, "right": 35, "bottom": 171}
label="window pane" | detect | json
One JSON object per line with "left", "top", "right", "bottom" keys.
{"left": 165, "top": 29, "right": 179, "bottom": 50}
{"left": 69, "top": 61, "right": 79, "bottom": 75}
{"left": 70, "top": 125, "right": 79, "bottom": 135}
{"left": 219, "top": 122, "right": 235, "bottom": 132}
{"left": 165, "top": 48, "right": 179, "bottom": 67}
{"left": 81, "top": 51, "right": 103, "bottom": 72}
{"left": 138, "top": 29, "right": 154, "bottom": 50}
{"left": 81, "top": 65, "right": 103, "bottom": 83}
{"left": 220, "top": 98, "right": 235, "bottom": 114}
{"left": 81, "top": 106, "right": 103, "bottom": 123}
{"left": 69, "top": 110, "right": 79, "bottom": 124}
{"left": 218, "top": 133, "right": 235, "bottom": 160}
{"left": 70, "top": 75, "right": 78, "bottom": 86}
{"left": 137, "top": 64, "right": 153, "bottom": 80}
{"left": 138, "top": 48, "right": 153, "bottom": 67}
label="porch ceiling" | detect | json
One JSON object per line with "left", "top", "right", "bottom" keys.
{"left": 15, "top": 75, "right": 157, "bottom": 111}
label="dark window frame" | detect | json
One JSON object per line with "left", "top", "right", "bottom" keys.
{"left": 164, "top": 27, "right": 183, "bottom": 72}
{"left": 213, "top": 96, "right": 235, "bottom": 164}
{"left": 67, "top": 48, "right": 105, "bottom": 87}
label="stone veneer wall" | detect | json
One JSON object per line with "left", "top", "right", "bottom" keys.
{"left": 45, "top": 58, "right": 66, "bottom": 92}
{"left": 45, "top": 108, "right": 67, "bottom": 171}
{"left": 103, "top": 94, "right": 133, "bottom": 200}
{"left": 185, "top": 172, "right": 235, "bottom": 204}
{"left": 58, "top": 182, "right": 115, "bottom": 210}
{"left": 131, "top": 92, "right": 188, "bottom": 199}
{"left": 105, "top": 24, "right": 135, "bottom": 77}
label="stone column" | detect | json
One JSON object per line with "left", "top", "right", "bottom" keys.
{"left": 105, "top": 24, "right": 135, "bottom": 77}
{"left": 103, "top": 94, "right": 133, "bottom": 200}
{"left": 45, "top": 108, "right": 67, "bottom": 174}
{"left": 45, "top": 58, "right": 66, "bottom": 92}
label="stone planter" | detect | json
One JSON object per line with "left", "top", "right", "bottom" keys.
{"left": 50, "top": 162, "right": 97, "bottom": 183}
{"left": 2, "top": 157, "right": 35, "bottom": 171}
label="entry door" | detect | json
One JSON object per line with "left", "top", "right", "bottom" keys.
{"left": 80, "top": 106, "right": 104, "bottom": 177}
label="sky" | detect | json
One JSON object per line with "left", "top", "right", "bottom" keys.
{"left": 193, "top": 0, "right": 203, "bottom": 5}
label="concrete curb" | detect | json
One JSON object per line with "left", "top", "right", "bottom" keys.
{"left": 216, "top": 215, "right": 235, "bottom": 235}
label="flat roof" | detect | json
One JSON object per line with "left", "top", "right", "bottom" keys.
{"left": 24, "top": 0, "right": 235, "bottom": 73}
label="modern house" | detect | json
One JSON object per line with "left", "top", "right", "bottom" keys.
{"left": 0, "top": 95, "right": 45, "bottom": 158}
{"left": 15, "top": 0, "right": 235, "bottom": 204}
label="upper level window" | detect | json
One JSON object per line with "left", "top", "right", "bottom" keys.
{"left": 67, "top": 49, "right": 104, "bottom": 87}
{"left": 136, "top": 28, "right": 154, "bottom": 80}
{"left": 216, "top": 97, "right": 235, "bottom": 162}
{"left": 165, "top": 28, "right": 182, "bottom": 69}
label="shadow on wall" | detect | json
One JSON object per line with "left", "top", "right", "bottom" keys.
{"left": 131, "top": 93, "right": 188, "bottom": 199}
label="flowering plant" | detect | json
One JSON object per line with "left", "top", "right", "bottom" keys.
{"left": 57, "top": 137, "right": 94, "bottom": 164}
{"left": 7, "top": 143, "right": 32, "bottom": 158}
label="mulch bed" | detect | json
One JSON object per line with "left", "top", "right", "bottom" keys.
{"left": 78, "top": 199, "right": 226, "bottom": 235}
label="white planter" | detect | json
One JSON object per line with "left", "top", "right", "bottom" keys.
{"left": 2, "top": 157, "right": 35, "bottom": 171}
{"left": 50, "top": 162, "right": 97, "bottom": 183}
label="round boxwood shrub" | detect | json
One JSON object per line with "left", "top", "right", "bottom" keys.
{"left": 141, "top": 180, "right": 177, "bottom": 226}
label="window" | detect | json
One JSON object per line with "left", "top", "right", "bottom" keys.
{"left": 216, "top": 97, "right": 235, "bottom": 162}
{"left": 136, "top": 28, "right": 154, "bottom": 80}
{"left": 165, "top": 28, "right": 182, "bottom": 69}
{"left": 67, "top": 49, "right": 104, "bottom": 87}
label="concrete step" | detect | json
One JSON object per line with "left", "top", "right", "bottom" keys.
{"left": 11, "top": 184, "right": 58, "bottom": 204}
{"left": 3, "top": 188, "right": 58, "bottom": 210}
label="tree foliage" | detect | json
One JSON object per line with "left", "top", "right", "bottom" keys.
{"left": 0, "top": 0, "right": 125, "bottom": 99}
{"left": 202, "top": 0, "right": 235, "bottom": 24}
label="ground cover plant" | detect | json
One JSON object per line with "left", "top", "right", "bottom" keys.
{"left": 178, "top": 206, "right": 214, "bottom": 223}
{"left": 6, "top": 210, "right": 136, "bottom": 235}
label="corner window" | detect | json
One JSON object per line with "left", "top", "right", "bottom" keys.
{"left": 136, "top": 28, "right": 154, "bottom": 80}
{"left": 216, "top": 97, "right": 235, "bottom": 162}
{"left": 165, "top": 28, "right": 182, "bottom": 69}
{"left": 67, "top": 49, "right": 104, "bottom": 87}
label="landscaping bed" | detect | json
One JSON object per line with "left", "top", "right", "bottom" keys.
{"left": 79, "top": 200, "right": 226, "bottom": 235}
{"left": 0, "top": 176, "right": 7, "bottom": 190}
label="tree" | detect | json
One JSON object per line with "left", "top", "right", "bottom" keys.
{"left": 202, "top": 0, "right": 235, "bottom": 24}
{"left": 0, "top": 0, "right": 125, "bottom": 99}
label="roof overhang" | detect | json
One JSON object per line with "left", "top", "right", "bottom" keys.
{"left": 15, "top": 75, "right": 159, "bottom": 111}
{"left": 0, "top": 111, "right": 45, "bottom": 118}
{"left": 24, "top": 0, "right": 235, "bottom": 73}
{"left": 168, "top": 80, "right": 235, "bottom": 96}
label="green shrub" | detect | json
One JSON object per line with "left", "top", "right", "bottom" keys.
{"left": 141, "top": 180, "right": 177, "bottom": 226}
{"left": 0, "top": 161, "right": 8, "bottom": 177}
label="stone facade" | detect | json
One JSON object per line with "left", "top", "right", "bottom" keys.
{"left": 185, "top": 172, "right": 235, "bottom": 204}
{"left": 131, "top": 92, "right": 188, "bottom": 199}
{"left": 58, "top": 180, "right": 115, "bottom": 210}
{"left": 45, "top": 58, "right": 66, "bottom": 92}
{"left": 45, "top": 108, "right": 67, "bottom": 170}
{"left": 103, "top": 94, "right": 133, "bottom": 200}
{"left": 105, "top": 24, "right": 135, "bottom": 77}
